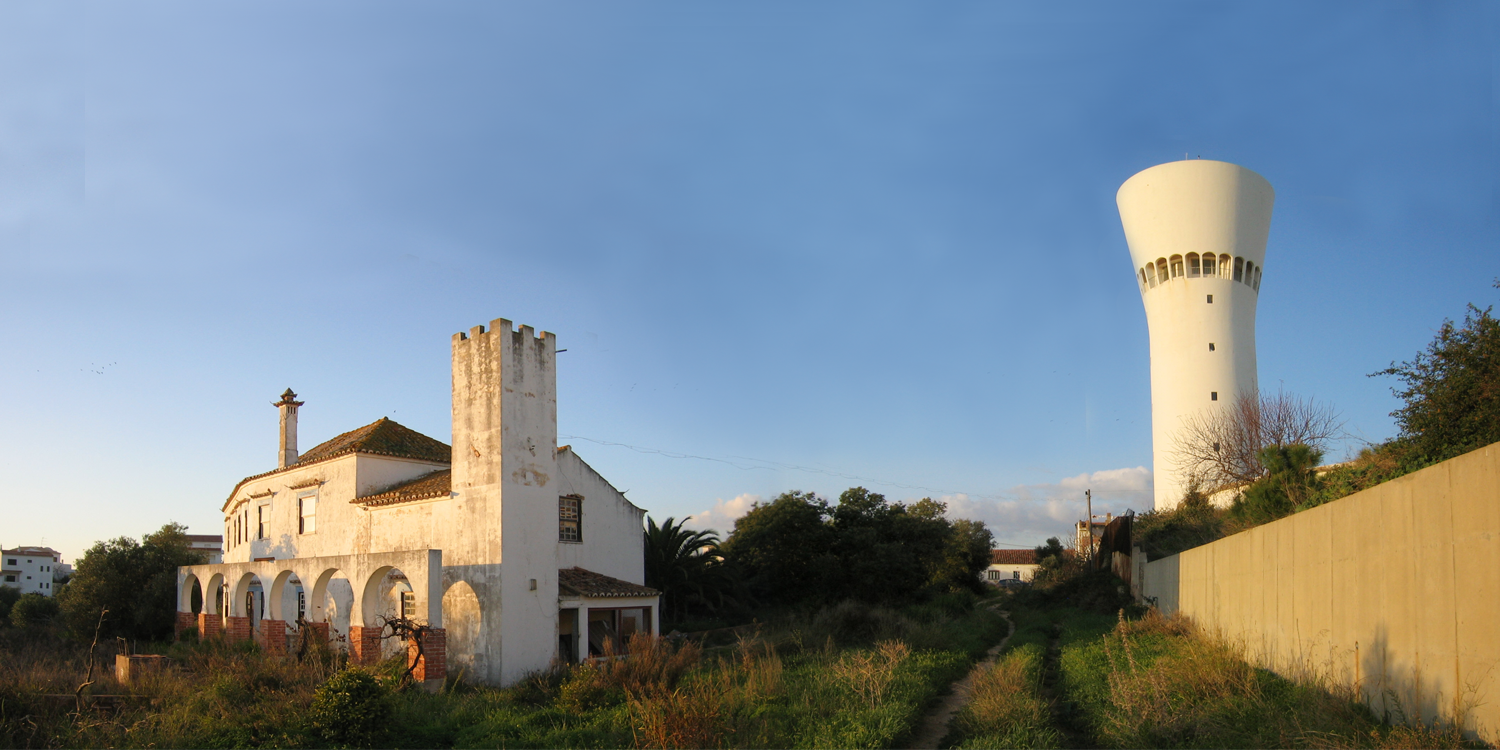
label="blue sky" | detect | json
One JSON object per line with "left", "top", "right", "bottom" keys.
{"left": 2, "top": 2, "right": 1495, "bottom": 562}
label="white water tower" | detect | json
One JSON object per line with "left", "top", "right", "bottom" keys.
{"left": 1117, "top": 160, "right": 1274, "bottom": 510}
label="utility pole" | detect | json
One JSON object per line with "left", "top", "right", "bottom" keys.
{"left": 1085, "top": 489, "right": 1093, "bottom": 565}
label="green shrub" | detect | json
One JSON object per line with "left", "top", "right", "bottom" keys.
{"left": 309, "top": 668, "right": 392, "bottom": 748}
{"left": 9, "top": 593, "right": 59, "bottom": 628}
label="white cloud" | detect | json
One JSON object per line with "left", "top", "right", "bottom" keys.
{"left": 688, "top": 493, "right": 762, "bottom": 537}
{"left": 938, "top": 466, "right": 1153, "bottom": 548}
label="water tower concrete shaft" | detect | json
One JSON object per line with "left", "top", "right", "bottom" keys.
{"left": 1117, "top": 160, "right": 1274, "bottom": 510}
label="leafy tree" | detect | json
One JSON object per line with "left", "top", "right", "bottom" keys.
{"left": 722, "top": 488, "right": 993, "bottom": 608}
{"left": 1230, "top": 444, "right": 1323, "bottom": 525}
{"left": 643, "top": 516, "right": 741, "bottom": 625}
{"left": 309, "top": 668, "right": 392, "bottom": 748}
{"left": 1375, "top": 289, "right": 1500, "bottom": 463}
{"left": 719, "top": 491, "right": 836, "bottom": 608}
{"left": 933, "top": 518, "right": 995, "bottom": 595}
{"left": 58, "top": 522, "right": 205, "bottom": 641}
{"left": 10, "top": 593, "right": 60, "bottom": 628}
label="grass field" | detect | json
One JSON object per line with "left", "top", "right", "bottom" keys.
{"left": 942, "top": 599, "right": 1486, "bottom": 750}
{"left": 0, "top": 594, "right": 1008, "bottom": 749}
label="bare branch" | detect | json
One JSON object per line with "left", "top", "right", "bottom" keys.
{"left": 1172, "top": 387, "right": 1344, "bottom": 493}
{"left": 74, "top": 607, "right": 108, "bottom": 715}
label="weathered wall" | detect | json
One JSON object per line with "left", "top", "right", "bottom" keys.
{"left": 554, "top": 448, "right": 648, "bottom": 584}
{"left": 1141, "top": 443, "right": 1500, "bottom": 744}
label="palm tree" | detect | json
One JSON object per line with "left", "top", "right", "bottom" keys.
{"left": 643, "top": 516, "right": 739, "bottom": 626}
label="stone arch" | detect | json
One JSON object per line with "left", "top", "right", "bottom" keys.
{"left": 1155, "top": 257, "right": 1168, "bottom": 282}
{"left": 204, "top": 572, "right": 226, "bottom": 615}
{"left": 180, "top": 572, "right": 201, "bottom": 614}
{"left": 230, "top": 572, "right": 265, "bottom": 621}
{"left": 268, "top": 568, "right": 307, "bottom": 623}
{"left": 311, "top": 567, "right": 356, "bottom": 648}
{"left": 1219, "top": 254, "right": 1232, "bottom": 278}
{"left": 1169, "top": 254, "right": 1184, "bottom": 278}
{"left": 362, "top": 566, "right": 415, "bottom": 659}
{"left": 1202, "top": 253, "right": 1216, "bottom": 277}
{"left": 1233, "top": 256, "right": 1245, "bottom": 282}
{"left": 442, "top": 580, "right": 482, "bottom": 678}
{"left": 1186, "top": 252, "right": 1201, "bottom": 277}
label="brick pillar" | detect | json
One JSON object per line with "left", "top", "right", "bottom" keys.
{"left": 175, "top": 611, "right": 197, "bottom": 639}
{"left": 409, "top": 628, "right": 447, "bottom": 682}
{"left": 348, "top": 625, "right": 383, "bottom": 665}
{"left": 224, "top": 616, "right": 252, "bottom": 644}
{"left": 259, "top": 619, "right": 288, "bottom": 654}
{"left": 305, "top": 621, "right": 330, "bottom": 644}
{"left": 198, "top": 612, "right": 223, "bottom": 640}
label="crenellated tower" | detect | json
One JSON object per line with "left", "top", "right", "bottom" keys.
{"left": 450, "top": 318, "right": 559, "bottom": 684}
{"left": 1117, "top": 160, "right": 1274, "bottom": 510}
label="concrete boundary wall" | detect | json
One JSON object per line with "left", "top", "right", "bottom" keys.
{"left": 1141, "top": 443, "right": 1500, "bottom": 744}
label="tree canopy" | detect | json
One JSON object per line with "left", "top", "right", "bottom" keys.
{"left": 720, "top": 487, "right": 993, "bottom": 609}
{"left": 1376, "top": 289, "right": 1500, "bottom": 463}
{"left": 58, "top": 522, "right": 206, "bottom": 642}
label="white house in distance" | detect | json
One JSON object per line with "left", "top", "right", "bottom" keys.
{"left": 983, "top": 549, "right": 1041, "bottom": 585}
{"left": 186, "top": 535, "right": 223, "bottom": 564}
{"left": 2, "top": 546, "right": 63, "bottom": 597}
{"left": 176, "top": 319, "right": 660, "bottom": 687}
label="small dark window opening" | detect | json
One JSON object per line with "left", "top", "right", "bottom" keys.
{"left": 297, "top": 591, "right": 306, "bottom": 621}
{"left": 1209, "top": 343, "right": 1215, "bottom": 351}
{"left": 1211, "top": 392, "right": 1219, "bottom": 401}
{"left": 1207, "top": 294, "right": 1214, "bottom": 304}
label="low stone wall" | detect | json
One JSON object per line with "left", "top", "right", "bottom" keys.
{"left": 1140, "top": 443, "right": 1500, "bottom": 744}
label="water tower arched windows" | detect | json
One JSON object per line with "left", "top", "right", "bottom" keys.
{"left": 1134, "top": 253, "right": 1262, "bottom": 297}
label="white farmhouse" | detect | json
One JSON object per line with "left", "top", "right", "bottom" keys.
{"left": 177, "top": 319, "right": 659, "bottom": 687}
{"left": 982, "top": 549, "right": 1040, "bottom": 585}
{"left": 2, "top": 546, "right": 63, "bottom": 597}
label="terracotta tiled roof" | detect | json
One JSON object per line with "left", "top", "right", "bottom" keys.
{"left": 991, "top": 549, "right": 1039, "bottom": 565}
{"left": 298, "top": 418, "right": 451, "bottom": 464}
{"left": 2, "top": 546, "right": 59, "bottom": 559}
{"left": 353, "top": 469, "right": 452, "bottom": 507}
{"left": 221, "top": 418, "right": 450, "bottom": 511}
{"left": 558, "top": 567, "right": 660, "bottom": 599}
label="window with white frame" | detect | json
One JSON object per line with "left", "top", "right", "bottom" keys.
{"left": 559, "top": 495, "right": 582, "bottom": 542}
{"left": 298, "top": 494, "right": 317, "bottom": 534}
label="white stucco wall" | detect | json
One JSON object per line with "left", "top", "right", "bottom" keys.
{"left": 1118, "top": 160, "right": 1273, "bottom": 510}
{"left": 983, "top": 563, "right": 1039, "bottom": 583}
{"left": 555, "top": 448, "right": 648, "bottom": 585}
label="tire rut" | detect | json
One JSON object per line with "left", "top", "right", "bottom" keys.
{"left": 1038, "top": 622, "right": 1097, "bottom": 749}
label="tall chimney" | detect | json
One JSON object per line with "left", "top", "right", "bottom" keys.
{"left": 273, "top": 389, "right": 304, "bottom": 468}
